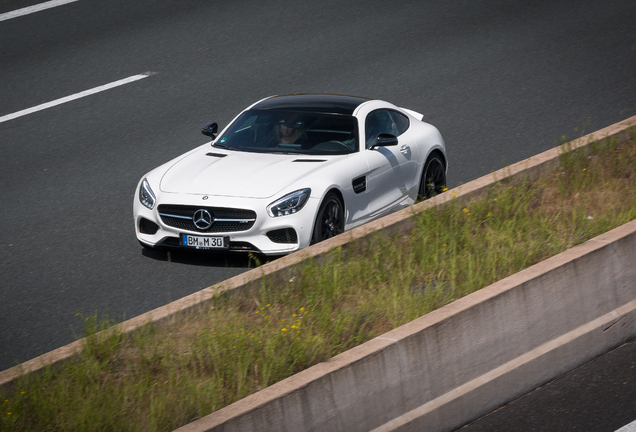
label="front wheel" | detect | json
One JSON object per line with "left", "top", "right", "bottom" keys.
{"left": 311, "top": 192, "right": 344, "bottom": 244}
{"left": 418, "top": 153, "right": 446, "bottom": 200}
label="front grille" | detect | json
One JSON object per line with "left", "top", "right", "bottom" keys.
{"left": 158, "top": 205, "right": 256, "bottom": 233}
{"left": 267, "top": 228, "right": 298, "bottom": 244}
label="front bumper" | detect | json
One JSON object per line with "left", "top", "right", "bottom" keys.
{"left": 133, "top": 189, "right": 319, "bottom": 256}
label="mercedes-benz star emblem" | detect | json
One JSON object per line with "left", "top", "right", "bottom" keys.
{"left": 193, "top": 209, "right": 213, "bottom": 230}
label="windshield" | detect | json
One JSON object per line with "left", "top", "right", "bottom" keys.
{"left": 214, "top": 109, "right": 358, "bottom": 155}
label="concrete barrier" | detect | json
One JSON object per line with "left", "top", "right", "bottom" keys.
{"left": 1, "top": 115, "right": 635, "bottom": 426}
{"left": 176, "top": 219, "right": 636, "bottom": 432}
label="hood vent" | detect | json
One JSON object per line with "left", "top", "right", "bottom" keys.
{"left": 206, "top": 152, "right": 227, "bottom": 158}
{"left": 292, "top": 159, "right": 327, "bottom": 163}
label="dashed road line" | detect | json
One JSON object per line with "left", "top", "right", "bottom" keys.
{"left": 0, "top": 0, "right": 79, "bottom": 22}
{"left": 0, "top": 73, "right": 156, "bottom": 124}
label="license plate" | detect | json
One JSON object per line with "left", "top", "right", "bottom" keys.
{"left": 180, "top": 234, "right": 228, "bottom": 250}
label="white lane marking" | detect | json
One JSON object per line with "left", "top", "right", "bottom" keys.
{"left": 616, "top": 420, "right": 636, "bottom": 432}
{"left": 0, "top": 0, "right": 79, "bottom": 22}
{"left": 0, "top": 73, "right": 155, "bottom": 124}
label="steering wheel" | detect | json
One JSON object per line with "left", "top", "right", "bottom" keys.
{"left": 313, "top": 140, "right": 350, "bottom": 151}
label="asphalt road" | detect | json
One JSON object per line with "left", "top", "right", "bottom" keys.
{"left": 458, "top": 338, "right": 636, "bottom": 432}
{"left": 1, "top": 0, "right": 635, "bottom": 371}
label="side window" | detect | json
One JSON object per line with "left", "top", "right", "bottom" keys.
{"left": 389, "top": 110, "right": 410, "bottom": 135}
{"left": 365, "top": 110, "right": 398, "bottom": 148}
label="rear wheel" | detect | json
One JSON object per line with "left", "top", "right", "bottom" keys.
{"left": 418, "top": 153, "right": 446, "bottom": 200}
{"left": 311, "top": 192, "right": 344, "bottom": 244}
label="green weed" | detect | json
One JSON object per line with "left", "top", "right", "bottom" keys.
{"left": 2, "top": 132, "right": 635, "bottom": 431}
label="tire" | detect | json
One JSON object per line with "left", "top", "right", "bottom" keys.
{"left": 418, "top": 153, "right": 446, "bottom": 200}
{"left": 311, "top": 192, "right": 344, "bottom": 244}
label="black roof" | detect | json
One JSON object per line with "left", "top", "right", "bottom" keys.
{"left": 252, "top": 94, "right": 370, "bottom": 115}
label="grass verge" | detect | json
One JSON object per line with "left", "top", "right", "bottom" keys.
{"left": 2, "top": 131, "right": 636, "bottom": 431}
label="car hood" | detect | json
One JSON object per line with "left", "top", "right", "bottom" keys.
{"left": 160, "top": 148, "right": 334, "bottom": 199}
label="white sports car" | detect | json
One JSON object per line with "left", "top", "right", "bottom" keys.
{"left": 134, "top": 94, "right": 447, "bottom": 255}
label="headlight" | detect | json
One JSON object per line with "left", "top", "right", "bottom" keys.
{"left": 267, "top": 188, "right": 311, "bottom": 217}
{"left": 139, "top": 178, "right": 156, "bottom": 209}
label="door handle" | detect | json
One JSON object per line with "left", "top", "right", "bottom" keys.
{"left": 400, "top": 145, "right": 410, "bottom": 155}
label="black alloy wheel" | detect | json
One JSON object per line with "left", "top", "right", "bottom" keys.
{"left": 418, "top": 154, "right": 446, "bottom": 200}
{"left": 311, "top": 192, "right": 344, "bottom": 244}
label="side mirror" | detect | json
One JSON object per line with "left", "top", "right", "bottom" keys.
{"left": 373, "top": 133, "right": 398, "bottom": 148}
{"left": 201, "top": 122, "right": 218, "bottom": 138}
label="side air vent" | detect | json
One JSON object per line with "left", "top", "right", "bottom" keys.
{"left": 206, "top": 152, "right": 227, "bottom": 158}
{"left": 352, "top": 175, "right": 366, "bottom": 194}
{"left": 139, "top": 218, "right": 159, "bottom": 235}
{"left": 292, "top": 159, "right": 327, "bottom": 163}
{"left": 267, "top": 228, "right": 298, "bottom": 244}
